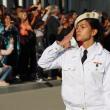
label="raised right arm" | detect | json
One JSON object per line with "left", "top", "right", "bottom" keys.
{"left": 38, "top": 41, "right": 65, "bottom": 70}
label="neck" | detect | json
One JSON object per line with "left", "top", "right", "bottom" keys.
{"left": 82, "top": 39, "right": 95, "bottom": 49}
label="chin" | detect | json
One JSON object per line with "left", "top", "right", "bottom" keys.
{"left": 76, "top": 37, "right": 83, "bottom": 42}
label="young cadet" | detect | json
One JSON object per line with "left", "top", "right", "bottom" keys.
{"left": 38, "top": 12, "right": 110, "bottom": 110}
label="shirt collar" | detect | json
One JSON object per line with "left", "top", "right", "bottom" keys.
{"left": 80, "top": 42, "right": 96, "bottom": 52}
{"left": 79, "top": 42, "right": 103, "bottom": 57}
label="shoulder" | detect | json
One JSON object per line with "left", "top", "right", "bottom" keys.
{"left": 101, "top": 44, "right": 110, "bottom": 57}
{"left": 96, "top": 43, "right": 110, "bottom": 56}
{"left": 101, "top": 48, "right": 110, "bottom": 67}
{"left": 103, "top": 48, "right": 110, "bottom": 62}
{"left": 103, "top": 48, "right": 110, "bottom": 55}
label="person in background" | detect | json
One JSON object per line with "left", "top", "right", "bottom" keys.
{"left": 0, "top": 5, "right": 4, "bottom": 38}
{"left": 44, "top": 5, "right": 60, "bottom": 80}
{"left": 3, "top": 14, "right": 20, "bottom": 80}
{"left": 101, "top": 12, "right": 110, "bottom": 52}
{"left": 38, "top": 11, "right": 110, "bottom": 110}
{"left": 0, "top": 37, "right": 13, "bottom": 86}
{"left": 34, "top": 19, "right": 46, "bottom": 82}
{"left": 45, "top": 5, "right": 60, "bottom": 46}
{"left": 57, "top": 14, "right": 72, "bottom": 41}
{"left": 18, "top": 11, "right": 37, "bottom": 82}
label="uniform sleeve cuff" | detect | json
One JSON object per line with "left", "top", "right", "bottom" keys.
{"left": 53, "top": 41, "right": 65, "bottom": 51}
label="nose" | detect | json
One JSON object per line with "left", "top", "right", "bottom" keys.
{"left": 76, "top": 27, "right": 81, "bottom": 34}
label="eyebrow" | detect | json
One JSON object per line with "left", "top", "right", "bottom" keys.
{"left": 77, "top": 22, "right": 89, "bottom": 27}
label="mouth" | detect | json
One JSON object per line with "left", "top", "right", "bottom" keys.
{"left": 76, "top": 34, "right": 82, "bottom": 41}
{"left": 76, "top": 33, "right": 80, "bottom": 36}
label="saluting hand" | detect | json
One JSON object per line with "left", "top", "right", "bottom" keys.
{"left": 57, "top": 28, "right": 75, "bottom": 48}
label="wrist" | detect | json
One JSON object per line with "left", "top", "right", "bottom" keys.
{"left": 56, "top": 41, "right": 64, "bottom": 48}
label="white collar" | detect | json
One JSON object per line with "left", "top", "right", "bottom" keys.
{"left": 80, "top": 42, "right": 96, "bottom": 53}
{"left": 79, "top": 42, "right": 103, "bottom": 58}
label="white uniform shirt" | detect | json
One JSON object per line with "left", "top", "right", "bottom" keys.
{"left": 38, "top": 41, "right": 110, "bottom": 110}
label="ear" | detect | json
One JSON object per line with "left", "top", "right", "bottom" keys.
{"left": 92, "top": 29, "right": 98, "bottom": 37}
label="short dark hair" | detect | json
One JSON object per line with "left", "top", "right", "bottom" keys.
{"left": 84, "top": 18, "right": 104, "bottom": 43}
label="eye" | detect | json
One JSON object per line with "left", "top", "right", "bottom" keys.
{"left": 81, "top": 25, "right": 86, "bottom": 29}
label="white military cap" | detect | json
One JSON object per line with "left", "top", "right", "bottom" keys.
{"left": 74, "top": 11, "right": 100, "bottom": 27}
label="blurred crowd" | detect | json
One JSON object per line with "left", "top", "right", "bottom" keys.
{"left": 0, "top": 2, "right": 110, "bottom": 86}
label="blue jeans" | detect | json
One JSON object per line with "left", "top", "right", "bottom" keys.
{"left": 0, "top": 66, "right": 12, "bottom": 80}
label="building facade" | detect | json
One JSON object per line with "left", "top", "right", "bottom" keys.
{"left": 0, "top": 0, "right": 110, "bottom": 15}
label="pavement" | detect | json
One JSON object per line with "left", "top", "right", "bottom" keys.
{"left": 0, "top": 80, "right": 65, "bottom": 110}
{"left": 0, "top": 80, "right": 61, "bottom": 94}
